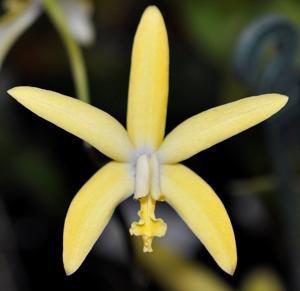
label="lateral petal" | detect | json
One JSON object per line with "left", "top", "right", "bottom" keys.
{"left": 126, "top": 6, "right": 169, "bottom": 149}
{"left": 161, "top": 164, "right": 237, "bottom": 275}
{"left": 158, "top": 94, "right": 288, "bottom": 163}
{"left": 8, "top": 86, "right": 134, "bottom": 161}
{"left": 63, "top": 162, "right": 134, "bottom": 275}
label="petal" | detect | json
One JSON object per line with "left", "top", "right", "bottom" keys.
{"left": 58, "top": 0, "right": 95, "bottom": 46}
{"left": 8, "top": 86, "right": 134, "bottom": 161}
{"left": 0, "top": 1, "right": 41, "bottom": 68}
{"left": 158, "top": 94, "right": 288, "bottom": 163}
{"left": 63, "top": 162, "right": 134, "bottom": 275}
{"left": 161, "top": 164, "right": 237, "bottom": 275}
{"left": 126, "top": 6, "right": 169, "bottom": 150}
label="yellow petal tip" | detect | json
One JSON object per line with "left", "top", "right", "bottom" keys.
{"left": 217, "top": 246, "right": 237, "bottom": 276}
{"left": 7, "top": 86, "right": 37, "bottom": 102}
{"left": 7, "top": 86, "right": 24, "bottom": 99}
{"left": 269, "top": 93, "right": 288, "bottom": 107}
{"left": 64, "top": 267, "right": 73, "bottom": 276}
{"left": 225, "top": 261, "right": 237, "bottom": 276}
{"left": 258, "top": 93, "right": 288, "bottom": 117}
{"left": 218, "top": 249, "right": 237, "bottom": 275}
{"left": 63, "top": 249, "right": 81, "bottom": 276}
{"left": 139, "top": 5, "right": 165, "bottom": 35}
{"left": 142, "top": 5, "right": 163, "bottom": 19}
{"left": 63, "top": 259, "right": 78, "bottom": 276}
{"left": 63, "top": 243, "right": 88, "bottom": 276}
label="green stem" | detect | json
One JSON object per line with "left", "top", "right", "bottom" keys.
{"left": 43, "top": 0, "right": 90, "bottom": 103}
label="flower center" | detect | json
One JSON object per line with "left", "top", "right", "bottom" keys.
{"left": 133, "top": 153, "right": 161, "bottom": 200}
{"left": 129, "top": 153, "right": 167, "bottom": 252}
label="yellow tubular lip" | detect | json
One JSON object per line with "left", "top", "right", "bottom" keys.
{"left": 130, "top": 195, "right": 167, "bottom": 253}
{"left": 126, "top": 5, "right": 169, "bottom": 149}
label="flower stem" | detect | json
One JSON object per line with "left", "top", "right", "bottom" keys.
{"left": 43, "top": 0, "right": 90, "bottom": 103}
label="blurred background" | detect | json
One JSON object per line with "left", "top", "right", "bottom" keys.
{"left": 1, "top": 0, "right": 300, "bottom": 290}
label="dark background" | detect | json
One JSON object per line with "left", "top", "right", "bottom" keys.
{"left": 1, "top": 0, "right": 300, "bottom": 290}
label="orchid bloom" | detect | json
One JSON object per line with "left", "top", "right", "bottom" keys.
{"left": 8, "top": 6, "right": 288, "bottom": 276}
{"left": 0, "top": 0, "right": 94, "bottom": 68}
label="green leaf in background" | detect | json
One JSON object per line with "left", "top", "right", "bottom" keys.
{"left": 181, "top": 0, "right": 300, "bottom": 65}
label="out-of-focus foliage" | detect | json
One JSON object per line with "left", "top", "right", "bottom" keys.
{"left": 241, "top": 268, "right": 285, "bottom": 291}
{"left": 181, "top": 0, "right": 300, "bottom": 63}
{"left": 138, "top": 241, "right": 285, "bottom": 291}
{"left": 136, "top": 241, "right": 232, "bottom": 291}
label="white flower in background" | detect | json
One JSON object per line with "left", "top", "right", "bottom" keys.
{"left": 59, "top": 0, "right": 94, "bottom": 45}
{"left": 0, "top": 0, "right": 95, "bottom": 69}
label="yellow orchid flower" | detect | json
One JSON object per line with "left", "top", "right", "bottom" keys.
{"left": 7, "top": 6, "right": 288, "bottom": 276}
